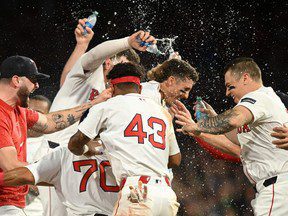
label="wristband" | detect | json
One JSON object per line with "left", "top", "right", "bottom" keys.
{"left": 83, "top": 145, "right": 89, "bottom": 155}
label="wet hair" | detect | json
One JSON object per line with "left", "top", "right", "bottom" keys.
{"left": 30, "top": 95, "right": 51, "bottom": 109}
{"left": 147, "top": 58, "right": 199, "bottom": 83}
{"left": 223, "top": 57, "right": 262, "bottom": 82}
{"left": 114, "top": 49, "right": 140, "bottom": 64}
{"left": 107, "top": 62, "right": 145, "bottom": 90}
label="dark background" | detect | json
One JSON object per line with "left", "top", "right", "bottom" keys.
{"left": 0, "top": 0, "right": 287, "bottom": 215}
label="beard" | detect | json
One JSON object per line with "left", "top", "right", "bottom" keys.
{"left": 17, "top": 86, "right": 30, "bottom": 108}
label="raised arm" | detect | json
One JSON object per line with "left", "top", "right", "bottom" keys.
{"left": 60, "top": 18, "right": 94, "bottom": 87}
{"left": 81, "top": 30, "right": 156, "bottom": 71}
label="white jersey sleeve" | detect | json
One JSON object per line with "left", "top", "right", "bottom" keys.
{"left": 81, "top": 37, "right": 131, "bottom": 71}
{"left": 236, "top": 90, "right": 271, "bottom": 123}
{"left": 78, "top": 104, "right": 106, "bottom": 139}
{"left": 26, "top": 148, "right": 62, "bottom": 185}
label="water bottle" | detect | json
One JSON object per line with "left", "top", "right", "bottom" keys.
{"left": 146, "top": 44, "right": 163, "bottom": 55}
{"left": 136, "top": 38, "right": 163, "bottom": 55}
{"left": 83, "top": 11, "right": 99, "bottom": 36}
{"left": 195, "top": 97, "right": 208, "bottom": 121}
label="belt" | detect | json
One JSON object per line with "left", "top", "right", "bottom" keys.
{"left": 254, "top": 176, "right": 278, "bottom": 193}
{"left": 119, "top": 175, "right": 171, "bottom": 190}
{"left": 263, "top": 176, "right": 277, "bottom": 187}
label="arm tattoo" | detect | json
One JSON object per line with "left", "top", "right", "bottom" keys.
{"left": 67, "top": 114, "right": 76, "bottom": 125}
{"left": 52, "top": 113, "right": 66, "bottom": 130}
{"left": 197, "top": 109, "right": 239, "bottom": 134}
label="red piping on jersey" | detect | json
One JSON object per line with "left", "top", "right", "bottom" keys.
{"left": 110, "top": 76, "right": 140, "bottom": 85}
{"left": 268, "top": 184, "right": 275, "bottom": 216}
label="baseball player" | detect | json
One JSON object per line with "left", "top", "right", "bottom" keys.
{"left": 174, "top": 57, "right": 288, "bottom": 215}
{"left": 0, "top": 55, "right": 106, "bottom": 216}
{"left": 68, "top": 62, "right": 181, "bottom": 216}
{"left": 24, "top": 18, "right": 96, "bottom": 216}
{"left": 41, "top": 23, "right": 153, "bottom": 215}
{"left": 142, "top": 58, "right": 198, "bottom": 108}
{"left": 0, "top": 144, "right": 119, "bottom": 215}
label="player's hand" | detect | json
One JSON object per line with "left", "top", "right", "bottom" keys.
{"left": 90, "top": 88, "right": 112, "bottom": 105}
{"left": 272, "top": 124, "right": 288, "bottom": 149}
{"left": 193, "top": 100, "right": 218, "bottom": 118}
{"left": 128, "top": 30, "right": 156, "bottom": 52}
{"left": 83, "top": 138, "right": 104, "bottom": 157}
{"left": 75, "top": 18, "right": 94, "bottom": 45}
{"left": 128, "top": 181, "right": 148, "bottom": 203}
{"left": 170, "top": 100, "right": 193, "bottom": 124}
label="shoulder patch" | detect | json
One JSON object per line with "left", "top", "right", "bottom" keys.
{"left": 240, "top": 97, "right": 256, "bottom": 104}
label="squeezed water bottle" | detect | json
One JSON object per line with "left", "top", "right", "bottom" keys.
{"left": 146, "top": 44, "right": 163, "bottom": 55}
{"left": 137, "top": 38, "right": 163, "bottom": 55}
{"left": 195, "top": 97, "right": 208, "bottom": 121}
{"left": 83, "top": 11, "right": 99, "bottom": 36}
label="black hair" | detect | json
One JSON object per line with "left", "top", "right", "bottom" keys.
{"left": 30, "top": 95, "right": 51, "bottom": 109}
{"left": 107, "top": 62, "right": 145, "bottom": 90}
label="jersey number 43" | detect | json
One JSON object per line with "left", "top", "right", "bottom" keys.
{"left": 124, "top": 113, "right": 166, "bottom": 150}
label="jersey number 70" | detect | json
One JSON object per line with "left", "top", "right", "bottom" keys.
{"left": 73, "top": 160, "right": 119, "bottom": 193}
{"left": 124, "top": 113, "right": 166, "bottom": 150}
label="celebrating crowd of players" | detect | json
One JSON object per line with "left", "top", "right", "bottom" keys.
{"left": 0, "top": 17, "right": 288, "bottom": 216}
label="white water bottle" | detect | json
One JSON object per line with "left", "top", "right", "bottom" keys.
{"left": 137, "top": 38, "right": 163, "bottom": 55}
{"left": 83, "top": 11, "right": 99, "bottom": 36}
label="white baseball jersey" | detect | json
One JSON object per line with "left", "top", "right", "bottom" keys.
{"left": 27, "top": 136, "right": 48, "bottom": 163}
{"left": 78, "top": 93, "right": 180, "bottom": 184}
{"left": 236, "top": 86, "right": 288, "bottom": 183}
{"left": 45, "top": 37, "right": 131, "bottom": 147}
{"left": 26, "top": 147, "right": 119, "bottom": 215}
{"left": 141, "top": 81, "right": 164, "bottom": 106}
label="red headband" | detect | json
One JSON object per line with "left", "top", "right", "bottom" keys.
{"left": 110, "top": 76, "right": 140, "bottom": 85}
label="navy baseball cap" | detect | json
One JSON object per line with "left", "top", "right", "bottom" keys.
{"left": 0, "top": 55, "right": 50, "bottom": 80}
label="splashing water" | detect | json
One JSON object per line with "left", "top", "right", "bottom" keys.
{"left": 156, "top": 36, "right": 179, "bottom": 56}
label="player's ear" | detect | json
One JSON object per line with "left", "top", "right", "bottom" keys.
{"left": 110, "top": 84, "right": 115, "bottom": 96}
{"left": 166, "top": 76, "right": 175, "bottom": 86}
{"left": 104, "top": 58, "right": 112, "bottom": 71}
